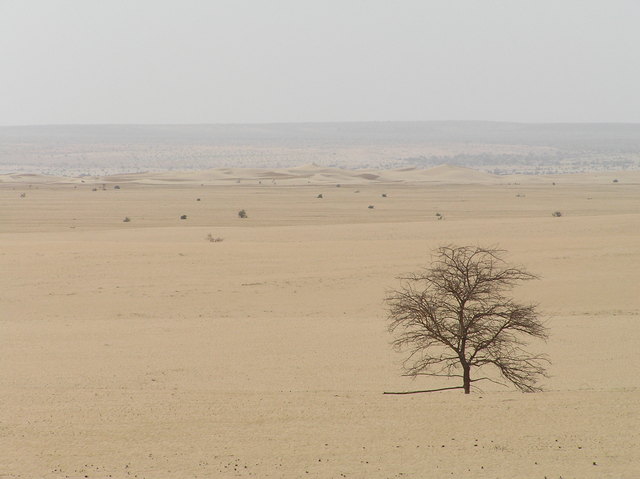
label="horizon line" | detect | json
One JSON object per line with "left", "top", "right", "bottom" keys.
{"left": 3, "top": 120, "right": 640, "bottom": 128}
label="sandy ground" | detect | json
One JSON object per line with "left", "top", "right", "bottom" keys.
{"left": 1, "top": 166, "right": 639, "bottom": 478}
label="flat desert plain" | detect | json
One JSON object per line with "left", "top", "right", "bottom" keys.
{"left": 1, "top": 166, "right": 639, "bottom": 478}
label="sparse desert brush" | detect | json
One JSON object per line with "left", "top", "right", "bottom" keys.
{"left": 317, "top": 194, "right": 323, "bottom": 198}
{"left": 123, "top": 217, "right": 131, "bottom": 222}
{"left": 114, "top": 185, "right": 121, "bottom": 189}
{"left": 381, "top": 193, "right": 387, "bottom": 197}
{"left": 206, "top": 233, "right": 224, "bottom": 243}
{"left": 552, "top": 211, "right": 562, "bottom": 217}
{"left": 238, "top": 209, "right": 247, "bottom": 218}
{"left": 368, "top": 205, "right": 375, "bottom": 209}
{"left": 180, "top": 214, "right": 188, "bottom": 220}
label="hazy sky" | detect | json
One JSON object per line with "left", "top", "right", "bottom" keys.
{"left": 2, "top": 0, "right": 639, "bottom": 125}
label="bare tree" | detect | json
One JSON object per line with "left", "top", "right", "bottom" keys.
{"left": 386, "top": 245, "right": 549, "bottom": 394}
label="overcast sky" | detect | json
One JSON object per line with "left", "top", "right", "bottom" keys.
{"left": 1, "top": 0, "right": 639, "bottom": 125}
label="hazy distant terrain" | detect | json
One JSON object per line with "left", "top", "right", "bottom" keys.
{"left": 1, "top": 122, "right": 639, "bottom": 176}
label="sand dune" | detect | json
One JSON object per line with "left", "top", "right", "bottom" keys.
{"left": 3, "top": 164, "right": 638, "bottom": 188}
{"left": 138, "top": 164, "right": 502, "bottom": 185}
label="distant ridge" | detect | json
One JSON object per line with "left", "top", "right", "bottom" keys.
{"left": 2, "top": 122, "right": 640, "bottom": 176}
{"left": 3, "top": 121, "right": 640, "bottom": 149}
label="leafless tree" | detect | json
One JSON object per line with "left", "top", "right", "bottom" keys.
{"left": 386, "top": 245, "right": 549, "bottom": 394}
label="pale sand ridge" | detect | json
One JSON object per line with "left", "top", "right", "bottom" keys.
{"left": 3, "top": 164, "right": 639, "bottom": 187}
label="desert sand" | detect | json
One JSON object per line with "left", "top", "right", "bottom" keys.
{"left": 1, "top": 165, "right": 639, "bottom": 478}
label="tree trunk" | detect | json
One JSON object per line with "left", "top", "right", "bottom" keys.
{"left": 463, "top": 364, "right": 471, "bottom": 394}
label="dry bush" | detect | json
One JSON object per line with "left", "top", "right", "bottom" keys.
{"left": 206, "top": 233, "right": 224, "bottom": 243}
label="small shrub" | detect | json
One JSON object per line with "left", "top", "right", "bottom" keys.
{"left": 317, "top": 194, "right": 323, "bottom": 199}
{"left": 206, "top": 233, "right": 224, "bottom": 243}
{"left": 114, "top": 185, "right": 120, "bottom": 189}
{"left": 552, "top": 211, "right": 562, "bottom": 217}
{"left": 92, "top": 188, "right": 97, "bottom": 191}
{"left": 613, "top": 179, "right": 619, "bottom": 183}
{"left": 196, "top": 198, "right": 201, "bottom": 201}
{"left": 123, "top": 217, "right": 131, "bottom": 222}
{"left": 238, "top": 209, "right": 247, "bottom": 218}
{"left": 180, "top": 214, "right": 188, "bottom": 220}
{"left": 336, "top": 184, "right": 341, "bottom": 188}
{"left": 381, "top": 193, "right": 387, "bottom": 198}
{"left": 19, "top": 193, "right": 26, "bottom": 198}
{"left": 368, "top": 205, "right": 375, "bottom": 209}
